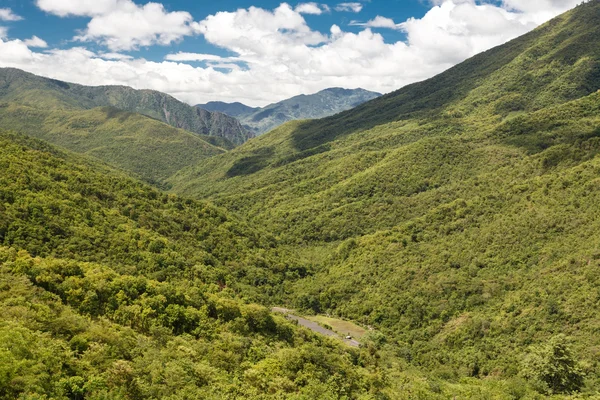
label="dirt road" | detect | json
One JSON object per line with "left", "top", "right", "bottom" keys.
{"left": 272, "top": 307, "right": 360, "bottom": 347}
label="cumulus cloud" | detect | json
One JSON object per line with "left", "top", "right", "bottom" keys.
{"left": 23, "top": 36, "right": 48, "bottom": 48}
{"left": 197, "top": 4, "right": 327, "bottom": 57}
{"left": 36, "top": 0, "right": 118, "bottom": 17}
{"left": 38, "top": 0, "right": 199, "bottom": 51}
{"left": 99, "top": 52, "right": 133, "bottom": 60}
{"left": 335, "top": 3, "right": 364, "bottom": 13}
{"left": 350, "top": 16, "right": 402, "bottom": 30}
{"left": 0, "top": 8, "right": 23, "bottom": 21}
{"left": 165, "top": 52, "right": 242, "bottom": 63}
{"left": 295, "top": 2, "right": 328, "bottom": 15}
{"left": 0, "top": 0, "right": 585, "bottom": 106}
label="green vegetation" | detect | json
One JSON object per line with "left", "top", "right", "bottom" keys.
{"left": 167, "top": 2, "right": 600, "bottom": 396}
{"left": 3, "top": 1, "right": 600, "bottom": 398}
{"left": 0, "top": 103, "right": 226, "bottom": 187}
{"left": 0, "top": 131, "right": 391, "bottom": 399}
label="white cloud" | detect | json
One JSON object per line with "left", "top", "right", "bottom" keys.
{"left": 38, "top": 0, "right": 200, "bottom": 51}
{"left": 350, "top": 16, "right": 402, "bottom": 30}
{"left": 23, "top": 36, "right": 48, "bottom": 48}
{"left": 0, "top": 27, "right": 7, "bottom": 39}
{"left": 335, "top": 2, "right": 364, "bottom": 13}
{"left": 36, "top": 0, "right": 119, "bottom": 17}
{"left": 165, "top": 52, "right": 240, "bottom": 62}
{"left": 0, "top": 0, "right": 585, "bottom": 107}
{"left": 197, "top": 4, "right": 327, "bottom": 57}
{"left": 99, "top": 52, "right": 133, "bottom": 60}
{"left": 0, "top": 8, "right": 23, "bottom": 21}
{"left": 295, "top": 3, "right": 325, "bottom": 15}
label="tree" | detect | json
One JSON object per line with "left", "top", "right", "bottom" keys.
{"left": 522, "top": 335, "right": 585, "bottom": 394}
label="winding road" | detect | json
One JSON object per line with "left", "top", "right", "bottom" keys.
{"left": 272, "top": 307, "right": 361, "bottom": 347}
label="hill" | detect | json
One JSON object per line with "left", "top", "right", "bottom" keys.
{"left": 0, "top": 68, "right": 253, "bottom": 145}
{"left": 168, "top": 1, "right": 600, "bottom": 395}
{"left": 0, "top": 130, "right": 402, "bottom": 399}
{"left": 0, "top": 103, "right": 228, "bottom": 187}
{"left": 198, "top": 88, "right": 381, "bottom": 136}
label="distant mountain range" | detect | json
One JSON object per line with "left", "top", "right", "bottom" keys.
{"left": 197, "top": 88, "right": 381, "bottom": 136}
{"left": 0, "top": 68, "right": 252, "bottom": 146}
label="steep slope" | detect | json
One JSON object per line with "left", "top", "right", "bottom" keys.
{"left": 198, "top": 88, "right": 381, "bottom": 136}
{"left": 170, "top": 0, "right": 600, "bottom": 238}
{"left": 0, "top": 103, "right": 227, "bottom": 187}
{"left": 168, "top": 2, "right": 600, "bottom": 394}
{"left": 196, "top": 101, "right": 259, "bottom": 118}
{"left": 0, "top": 130, "right": 395, "bottom": 399}
{"left": 0, "top": 68, "right": 253, "bottom": 145}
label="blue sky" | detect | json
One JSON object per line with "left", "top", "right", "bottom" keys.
{"left": 0, "top": 0, "right": 581, "bottom": 106}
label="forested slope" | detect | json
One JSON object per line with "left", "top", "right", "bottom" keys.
{"left": 0, "top": 130, "right": 395, "bottom": 399}
{"left": 0, "top": 103, "right": 227, "bottom": 187}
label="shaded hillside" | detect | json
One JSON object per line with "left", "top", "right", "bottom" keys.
{"left": 0, "top": 68, "right": 253, "bottom": 145}
{"left": 0, "top": 103, "right": 227, "bottom": 187}
{"left": 198, "top": 88, "right": 381, "bottom": 136}
{"left": 167, "top": 2, "right": 600, "bottom": 395}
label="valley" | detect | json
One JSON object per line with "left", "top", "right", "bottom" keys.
{"left": 1, "top": 1, "right": 599, "bottom": 398}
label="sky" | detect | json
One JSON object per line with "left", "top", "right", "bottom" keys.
{"left": 0, "top": 0, "right": 585, "bottom": 107}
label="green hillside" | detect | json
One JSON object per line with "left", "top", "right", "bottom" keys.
{"left": 0, "top": 130, "right": 402, "bottom": 399}
{"left": 0, "top": 68, "right": 252, "bottom": 145}
{"left": 169, "top": 1, "right": 600, "bottom": 241}
{"left": 166, "top": 2, "right": 600, "bottom": 396}
{"left": 0, "top": 103, "right": 227, "bottom": 187}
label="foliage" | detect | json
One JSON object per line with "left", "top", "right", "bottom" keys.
{"left": 0, "top": 103, "right": 226, "bottom": 187}
{"left": 522, "top": 335, "right": 586, "bottom": 395}
{"left": 3, "top": 2, "right": 600, "bottom": 398}
{"left": 0, "top": 132, "right": 391, "bottom": 399}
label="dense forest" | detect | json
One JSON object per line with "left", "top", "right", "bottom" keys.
{"left": 2, "top": 1, "right": 600, "bottom": 399}
{"left": 0, "top": 131, "right": 393, "bottom": 399}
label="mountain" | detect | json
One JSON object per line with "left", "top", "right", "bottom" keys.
{"left": 0, "top": 130, "right": 396, "bottom": 399}
{"left": 196, "top": 101, "right": 259, "bottom": 118}
{"left": 197, "top": 88, "right": 381, "bottom": 136}
{"left": 168, "top": 1, "right": 600, "bottom": 394}
{"left": 0, "top": 68, "right": 253, "bottom": 145}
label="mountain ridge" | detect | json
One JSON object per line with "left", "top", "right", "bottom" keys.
{"left": 197, "top": 87, "right": 381, "bottom": 136}
{"left": 0, "top": 67, "right": 253, "bottom": 145}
